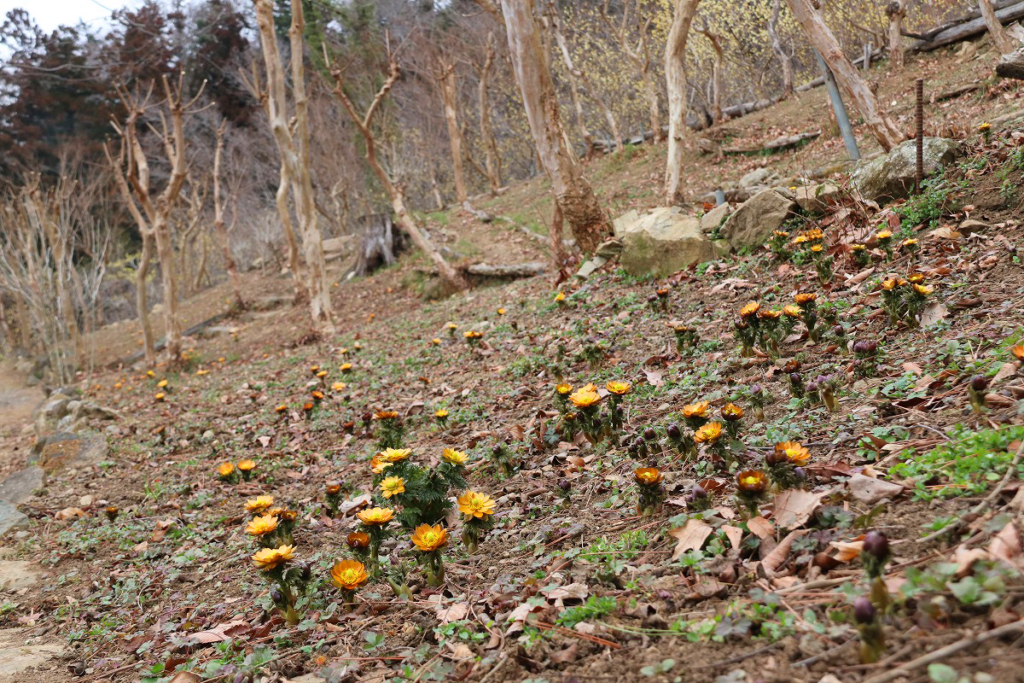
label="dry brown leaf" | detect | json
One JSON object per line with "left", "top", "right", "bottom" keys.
{"left": 669, "top": 519, "right": 713, "bottom": 560}
{"left": 644, "top": 368, "right": 664, "bottom": 387}
{"left": 188, "top": 620, "right": 249, "bottom": 645}
{"left": 953, "top": 545, "right": 990, "bottom": 577}
{"left": 747, "top": 516, "right": 775, "bottom": 539}
{"left": 55, "top": 507, "right": 86, "bottom": 520}
{"left": 848, "top": 473, "right": 903, "bottom": 504}
{"left": 762, "top": 530, "right": 808, "bottom": 577}
{"left": 436, "top": 602, "right": 469, "bottom": 624}
{"left": 990, "top": 522, "right": 1022, "bottom": 566}
{"left": 722, "top": 524, "right": 744, "bottom": 550}
{"left": 772, "top": 489, "right": 824, "bottom": 530}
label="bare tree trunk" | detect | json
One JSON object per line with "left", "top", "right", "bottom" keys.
{"left": 193, "top": 234, "right": 209, "bottom": 291}
{"left": 641, "top": 65, "right": 661, "bottom": 142}
{"left": 786, "top": 0, "right": 902, "bottom": 152}
{"left": 253, "top": 0, "right": 335, "bottom": 334}
{"left": 698, "top": 26, "right": 724, "bottom": 123}
{"left": 600, "top": 0, "right": 661, "bottom": 142}
{"left": 136, "top": 232, "right": 156, "bottom": 363}
{"left": 665, "top": 0, "right": 702, "bottom": 205}
{"left": 979, "top": 0, "right": 1018, "bottom": 54}
{"left": 501, "top": 0, "right": 610, "bottom": 254}
{"left": 478, "top": 31, "right": 502, "bottom": 195}
{"left": 769, "top": 0, "right": 795, "bottom": 96}
{"left": 329, "top": 60, "right": 469, "bottom": 291}
{"left": 213, "top": 121, "right": 245, "bottom": 309}
{"left": 437, "top": 60, "right": 469, "bottom": 205}
{"left": 886, "top": 2, "right": 907, "bottom": 71}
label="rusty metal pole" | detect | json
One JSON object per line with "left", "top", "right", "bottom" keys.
{"left": 916, "top": 78, "right": 924, "bottom": 192}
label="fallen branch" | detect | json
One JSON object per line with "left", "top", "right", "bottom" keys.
{"left": 861, "top": 619, "right": 1024, "bottom": 683}
{"left": 911, "top": 1, "right": 1024, "bottom": 52}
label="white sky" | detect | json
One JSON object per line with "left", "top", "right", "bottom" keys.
{"left": 0, "top": 0, "right": 139, "bottom": 34}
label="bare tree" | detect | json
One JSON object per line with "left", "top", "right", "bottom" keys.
{"left": 252, "top": 0, "right": 335, "bottom": 335}
{"left": 501, "top": 0, "right": 610, "bottom": 255}
{"left": 600, "top": 0, "right": 662, "bottom": 142}
{"left": 769, "top": 0, "right": 795, "bottom": 96}
{"left": 177, "top": 177, "right": 207, "bottom": 298}
{"left": 786, "top": 0, "right": 902, "bottom": 151}
{"left": 885, "top": 1, "right": 907, "bottom": 71}
{"left": 214, "top": 121, "right": 245, "bottom": 309}
{"left": 328, "top": 56, "right": 469, "bottom": 291}
{"left": 476, "top": 31, "right": 503, "bottom": 195}
{"left": 979, "top": 0, "right": 1018, "bottom": 55}
{"left": 696, "top": 21, "right": 724, "bottom": 125}
{"left": 436, "top": 58, "right": 469, "bottom": 206}
{"left": 108, "top": 76, "right": 200, "bottom": 366}
{"left": 664, "top": 0, "right": 702, "bottom": 205}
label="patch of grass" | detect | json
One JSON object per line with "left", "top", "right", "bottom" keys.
{"left": 890, "top": 425, "right": 1024, "bottom": 501}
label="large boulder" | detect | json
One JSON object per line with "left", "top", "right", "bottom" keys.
{"left": 0, "top": 502, "right": 29, "bottom": 538}
{"left": 700, "top": 203, "right": 732, "bottom": 235}
{"left": 720, "top": 190, "right": 798, "bottom": 250}
{"left": 793, "top": 182, "right": 842, "bottom": 214}
{"left": 996, "top": 48, "right": 1024, "bottom": 80}
{"left": 30, "top": 432, "right": 109, "bottom": 473}
{"left": 619, "top": 207, "right": 713, "bottom": 277}
{"left": 0, "top": 467, "right": 44, "bottom": 505}
{"left": 851, "top": 137, "right": 960, "bottom": 202}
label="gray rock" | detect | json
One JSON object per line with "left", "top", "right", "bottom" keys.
{"left": 0, "top": 467, "right": 44, "bottom": 505}
{"left": 700, "top": 203, "right": 732, "bottom": 235}
{"left": 851, "top": 137, "right": 960, "bottom": 202}
{"left": 619, "top": 207, "right": 713, "bottom": 277}
{"left": 0, "top": 502, "right": 29, "bottom": 538}
{"left": 30, "top": 433, "right": 108, "bottom": 472}
{"left": 739, "top": 167, "right": 774, "bottom": 189}
{"left": 996, "top": 48, "right": 1024, "bottom": 80}
{"left": 0, "top": 629, "right": 63, "bottom": 677}
{"left": 721, "top": 190, "right": 798, "bottom": 249}
{"left": 793, "top": 182, "right": 842, "bottom": 214}
{"left": 0, "top": 559, "right": 40, "bottom": 591}
{"left": 711, "top": 239, "right": 732, "bottom": 258}
{"left": 612, "top": 210, "right": 640, "bottom": 238}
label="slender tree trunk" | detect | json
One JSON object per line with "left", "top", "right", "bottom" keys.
{"left": 152, "top": 215, "right": 182, "bottom": 361}
{"left": 193, "top": 234, "right": 209, "bottom": 291}
{"left": 786, "top": 0, "right": 902, "bottom": 151}
{"left": 699, "top": 27, "right": 724, "bottom": 123}
{"left": 886, "top": 2, "right": 906, "bottom": 71}
{"left": 542, "top": 9, "right": 597, "bottom": 155}
{"left": 979, "top": 0, "right": 1017, "bottom": 55}
{"left": 213, "top": 122, "right": 244, "bottom": 309}
{"left": 136, "top": 232, "right": 156, "bottom": 364}
{"left": 501, "top": 0, "right": 610, "bottom": 254}
{"left": 641, "top": 65, "right": 661, "bottom": 142}
{"left": 276, "top": 164, "right": 306, "bottom": 297}
{"left": 438, "top": 61, "right": 469, "bottom": 205}
{"left": 769, "top": 0, "right": 794, "bottom": 96}
{"left": 664, "top": 0, "right": 702, "bottom": 205}
{"left": 478, "top": 31, "right": 502, "bottom": 195}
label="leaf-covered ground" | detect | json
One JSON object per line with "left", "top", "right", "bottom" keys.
{"left": 4, "top": 59, "right": 1024, "bottom": 683}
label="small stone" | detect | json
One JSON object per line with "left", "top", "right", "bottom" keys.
{"left": 0, "top": 467, "right": 45, "bottom": 505}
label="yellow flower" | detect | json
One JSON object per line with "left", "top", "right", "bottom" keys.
{"left": 147, "top": 370, "right": 155, "bottom": 378}
{"left": 370, "top": 456, "right": 391, "bottom": 474}
{"left": 980, "top": 122, "right": 992, "bottom": 131}
{"left": 374, "top": 410, "right": 399, "bottom": 420}
{"left": 311, "top": 390, "right": 324, "bottom": 401}
{"left": 447, "top": 322, "right": 457, "bottom": 331}
{"left": 555, "top": 291, "right": 566, "bottom": 302}
{"left": 330, "top": 559, "right": 368, "bottom": 590}
{"left": 876, "top": 230, "right": 892, "bottom": 240}
{"left": 316, "top": 370, "right": 328, "bottom": 379}
{"left": 606, "top": 381, "right": 631, "bottom": 395}
{"left": 555, "top": 383, "right": 572, "bottom": 395}
{"left": 252, "top": 544, "right": 295, "bottom": 571}
{"left": 794, "top": 292, "right": 817, "bottom": 305}
{"left": 881, "top": 278, "right": 898, "bottom": 291}
{"left": 758, "top": 309, "right": 782, "bottom": 320}
{"left": 441, "top": 448, "right": 469, "bottom": 465}
{"left": 357, "top": 507, "right": 394, "bottom": 526}
{"left": 464, "top": 330, "right": 483, "bottom": 340}
{"left": 907, "top": 273, "right": 925, "bottom": 284}
{"left": 275, "top": 404, "right": 287, "bottom": 414}
{"left": 809, "top": 244, "right": 824, "bottom": 253}
{"left": 721, "top": 403, "right": 744, "bottom": 421}
{"left": 773, "top": 230, "right": 789, "bottom": 238}
{"left": 154, "top": 393, "right": 165, "bottom": 402}
{"left": 435, "top": 409, "right": 449, "bottom": 418}
{"left": 740, "top": 301, "right": 760, "bottom": 318}
{"left": 783, "top": 304, "right": 803, "bottom": 319}
{"left": 695, "top": 421, "right": 723, "bottom": 444}
{"left": 245, "top": 496, "right": 275, "bottom": 514}
{"left": 681, "top": 401, "right": 710, "bottom": 419}
{"left": 195, "top": 369, "right": 209, "bottom": 376}
{"left": 380, "top": 447, "right": 411, "bottom": 462}
{"left": 736, "top": 470, "right": 769, "bottom": 494}
{"left": 457, "top": 491, "right": 495, "bottom": 519}
{"left": 217, "top": 462, "right": 234, "bottom": 477}
{"left": 246, "top": 513, "right": 279, "bottom": 537}
{"left": 634, "top": 467, "right": 663, "bottom": 486}
{"left": 237, "top": 459, "right": 256, "bottom": 473}
{"left": 497, "top": 308, "right": 506, "bottom": 315}
{"left": 379, "top": 476, "right": 406, "bottom": 498}
{"left": 431, "top": 338, "right": 441, "bottom": 346}
{"left": 569, "top": 385, "right": 601, "bottom": 409}
{"left": 411, "top": 523, "right": 449, "bottom": 552}
{"left": 332, "top": 382, "right": 346, "bottom": 392}
{"left": 775, "top": 441, "right": 810, "bottom": 466}
{"left": 340, "top": 363, "right": 353, "bottom": 372}
{"left": 157, "top": 379, "right": 168, "bottom": 388}
{"left": 310, "top": 365, "right": 320, "bottom": 374}
{"left": 851, "top": 243, "right": 866, "bottom": 252}
{"left": 902, "top": 238, "right": 918, "bottom": 248}
{"left": 913, "top": 284, "right": 933, "bottom": 296}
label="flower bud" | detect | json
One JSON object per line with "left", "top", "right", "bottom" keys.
{"left": 691, "top": 484, "right": 708, "bottom": 499}
{"left": 751, "top": 385, "right": 762, "bottom": 397}
{"left": 793, "top": 466, "right": 807, "bottom": 482}
{"left": 833, "top": 325, "right": 845, "bottom": 337}
{"left": 270, "top": 587, "right": 285, "bottom": 607}
{"left": 854, "top": 597, "right": 876, "bottom": 625}
{"left": 558, "top": 478, "right": 571, "bottom": 492}
{"left": 666, "top": 424, "right": 681, "bottom": 440}
{"left": 783, "top": 360, "right": 801, "bottom": 373}
{"left": 643, "top": 428, "right": 657, "bottom": 441}
{"left": 863, "top": 530, "right": 889, "bottom": 560}
{"left": 970, "top": 375, "right": 988, "bottom": 392}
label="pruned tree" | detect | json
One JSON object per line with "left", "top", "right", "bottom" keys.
{"left": 177, "top": 176, "right": 208, "bottom": 298}
{"left": 501, "top": 0, "right": 610, "bottom": 255}
{"left": 979, "top": 0, "right": 1018, "bottom": 55}
{"left": 436, "top": 57, "right": 469, "bottom": 206}
{"left": 885, "top": 1, "right": 907, "bottom": 71}
{"left": 252, "top": 0, "right": 335, "bottom": 335}
{"left": 786, "top": 0, "right": 902, "bottom": 151}
{"left": 213, "top": 120, "right": 245, "bottom": 309}
{"left": 599, "top": 0, "right": 662, "bottom": 142}
{"left": 328, "top": 54, "right": 469, "bottom": 291}
{"left": 664, "top": 0, "right": 702, "bottom": 205}
{"left": 476, "top": 31, "right": 503, "bottom": 195}
{"left": 107, "top": 75, "right": 200, "bottom": 366}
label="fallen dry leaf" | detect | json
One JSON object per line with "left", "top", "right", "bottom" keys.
{"left": 762, "top": 530, "right": 808, "bottom": 577}
{"left": 848, "top": 473, "right": 903, "bottom": 505}
{"left": 772, "top": 489, "right": 825, "bottom": 530}
{"left": 669, "top": 519, "right": 713, "bottom": 560}
{"left": 55, "top": 507, "right": 86, "bottom": 520}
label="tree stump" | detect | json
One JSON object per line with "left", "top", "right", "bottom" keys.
{"left": 351, "top": 214, "right": 408, "bottom": 277}
{"left": 997, "top": 48, "right": 1024, "bottom": 79}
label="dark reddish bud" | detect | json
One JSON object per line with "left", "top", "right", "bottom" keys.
{"left": 643, "top": 427, "right": 657, "bottom": 441}
{"left": 970, "top": 375, "right": 988, "bottom": 392}
{"left": 793, "top": 466, "right": 807, "bottom": 481}
{"left": 270, "top": 587, "right": 285, "bottom": 606}
{"left": 834, "top": 325, "right": 845, "bottom": 337}
{"left": 863, "top": 531, "right": 889, "bottom": 560}
{"left": 691, "top": 484, "right": 708, "bottom": 499}
{"left": 558, "top": 478, "right": 571, "bottom": 492}
{"left": 783, "top": 360, "right": 801, "bottom": 373}
{"left": 790, "top": 372, "right": 803, "bottom": 385}
{"left": 666, "top": 424, "right": 681, "bottom": 440}
{"left": 854, "top": 597, "right": 876, "bottom": 625}
{"left": 751, "top": 385, "right": 763, "bottom": 397}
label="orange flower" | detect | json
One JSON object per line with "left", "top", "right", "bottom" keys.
{"left": 217, "top": 462, "right": 235, "bottom": 478}
{"left": 252, "top": 544, "right": 294, "bottom": 571}
{"left": 370, "top": 455, "right": 391, "bottom": 474}
{"left": 237, "top": 459, "right": 256, "bottom": 473}
{"left": 374, "top": 410, "right": 399, "bottom": 420}
{"left": 605, "top": 381, "right": 631, "bottom": 396}
{"left": 1012, "top": 345, "right": 1024, "bottom": 361}
{"left": 275, "top": 405, "right": 287, "bottom": 414}
{"left": 555, "top": 383, "right": 572, "bottom": 395}
{"left": 246, "top": 513, "right": 279, "bottom": 537}
{"left": 740, "top": 301, "right": 760, "bottom": 318}
{"left": 244, "top": 496, "right": 274, "bottom": 514}
{"left": 912, "top": 284, "right": 933, "bottom": 296}
{"left": 330, "top": 559, "right": 368, "bottom": 590}
{"left": 457, "top": 491, "right": 496, "bottom": 519}
{"left": 411, "top": 524, "right": 449, "bottom": 552}
{"left": 775, "top": 441, "right": 810, "bottom": 466}
{"left": 758, "top": 309, "right": 782, "bottom": 320}
{"left": 326, "top": 483, "right": 342, "bottom": 496}
{"left": 569, "top": 385, "right": 601, "bottom": 409}
{"left": 347, "top": 531, "right": 370, "bottom": 549}
{"left": 694, "top": 422, "right": 723, "bottom": 444}
{"left": 379, "top": 476, "right": 405, "bottom": 498}
{"left": 357, "top": 507, "right": 394, "bottom": 526}
{"left": 783, "top": 304, "right": 803, "bottom": 319}
{"left": 736, "top": 470, "right": 768, "bottom": 494}
{"left": 682, "top": 401, "right": 710, "bottom": 419}
{"left": 721, "top": 403, "right": 744, "bottom": 421}
{"left": 634, "top": 467, "right": 663, "bottom": 486}
{"left": 794, "top": 292, "right": 817, "bottom": 305}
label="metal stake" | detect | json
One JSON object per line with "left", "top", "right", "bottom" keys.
{"left": 916, "top": 78, "right": 924, "bottom": 191}
{"left": 815, "top": 50, "right": 860, "bottom": 162}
